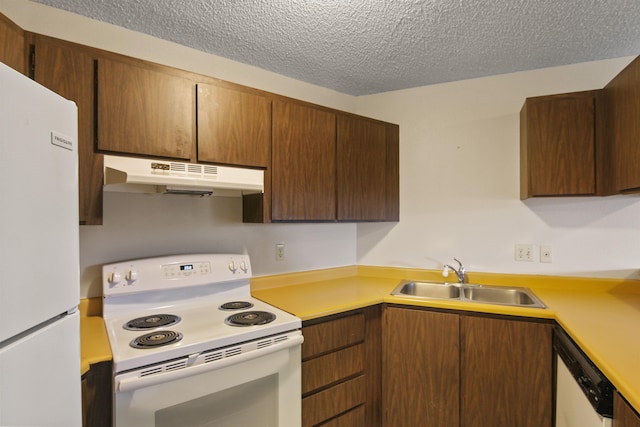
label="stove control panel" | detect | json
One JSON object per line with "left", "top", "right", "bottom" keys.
{"left": 103, "top": 254, "right": 252, "bottom": 296}
{"left": 162, "top": 261, "right": 211, "bottom": 279}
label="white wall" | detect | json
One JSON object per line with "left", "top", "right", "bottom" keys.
{"left": 355, "top": 59, "right": 640, "bottom": 280}
{"left": 3, "top": 1, "right": 639, "bottom": 299}
{"left": 80, "top": 192, "right": 356, "bottom": 297}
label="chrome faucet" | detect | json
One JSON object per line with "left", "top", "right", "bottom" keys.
{"left": 443, "top": 258, "right": 466, "bottom": 284}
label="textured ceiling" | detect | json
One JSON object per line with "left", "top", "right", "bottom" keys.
{"left": 30, "top": 0, "right": 640, "bottom": 95}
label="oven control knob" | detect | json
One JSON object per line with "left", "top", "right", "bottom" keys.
{"left": 239, "top": 261, "right": 248, "bottom": 273}
{"left": 228, "top": 260, "right": 237, "bottom": 273}
{"left": 107, "top": 271, "right": 122, "bottom": 286}
{"left": 125, "top": 270, "right": 138, "bottom": 282}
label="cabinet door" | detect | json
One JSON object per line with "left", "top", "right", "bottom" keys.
{"left": 0, "top": 13, "right": 25, "bottom": 74}
{"left": 615, "top": 391, "right": 640, "bottom": 427}
{"left": 520, "top": 92, "right": 597, "bottom": 198}
{"left": 337, "top": 115, "right": 387, "bottom": 221}
{"left": 31, "top": 35, "right": 102, "bottom": 225}
{"left": 272, "top": 100, "right": 336, "bottom": 221}
{"left": 82, "top": 361, "right": 113, "bottom": 427}
{"left": 460, "top": 316, "right": 553, "bottom": 427}
{"left": 382, "top": 307, "right": 460, "bottom": 427}
{"left": 605, "top": 56, "right": 640, "bottom": 193}
{"left": 96, "top": 57, "right": 195, "bottom": 160}
{"left": 385, "top": 123, "right": 400, "bottom": 221}
{"left": 197, "top": 83, "right": 270, "bottom": 168}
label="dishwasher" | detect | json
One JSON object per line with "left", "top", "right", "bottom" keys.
{"left": 554, "top": 326, "right": 614, "bottom": 427}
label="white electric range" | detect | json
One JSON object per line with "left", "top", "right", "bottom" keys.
{"left": 102, "top": 253, "right": 303, "bottom": 427}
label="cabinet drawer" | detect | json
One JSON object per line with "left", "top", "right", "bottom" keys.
{"left": 302, "top": 313, "right": 365, "bottom": 359}
{"left": 302, "top": 375, "right": 366, "bottom": 427}
{"left": 302, "top": 344, "right": 364, "bottom": 394}
{"left": 319, "top": 405, "right": 366, "bottom": 427}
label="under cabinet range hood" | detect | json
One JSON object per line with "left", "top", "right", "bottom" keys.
{"left": 103, "top": 155, "right": 263, "bottom": 197}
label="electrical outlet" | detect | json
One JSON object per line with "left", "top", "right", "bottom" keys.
{"left": 540, "top": 245, "right": 552, "bottom": 263}
{"left": 275, "top": 243, "right": 285, "bottom": 261}
{"left": 515, "top": 244, "right": 533, "bottom": 262}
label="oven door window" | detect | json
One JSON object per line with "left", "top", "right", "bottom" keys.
{"left": 156, "top": 375, "right": 277, "bottom": 427}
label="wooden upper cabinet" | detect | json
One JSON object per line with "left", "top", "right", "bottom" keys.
{"left": 30, "top": 34, "right": 103, "bottom": 225}
{"left": 385, "top": 123, "right": 400, "bottom": 221}
{"left": 197, "top": 83, "right": 271, "bottom": 168}
{"left": 0, "top": 13, "right": 25, "bottom": 74}
{"left": 520, "top": 91, "right": 599, "bottom": 199}
{"left": 337, "top": 115, "right": 387, "bottom": 221}
{"left": 23, "top": 20, "right": 400, "bottom": 225}
{"left": 96, "top": 57, "right": 195, "bottom": 160}
{"left": 272, "top": 100, "right": 336, "bottom": 221}
{"left": 605, "top": 56, "right": 640, "bottom": 193}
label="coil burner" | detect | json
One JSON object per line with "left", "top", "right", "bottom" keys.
{"left": 225, "top": 311, "right": 276, "bottom": 327}
{"left": 219, "top": 301, "right": 254, "bottom": 311}
{"left": 124, "top": 314, "right": 181, "bottom": 331}
{"left": 130, "top": 330, "right": 183, "bottom": 349}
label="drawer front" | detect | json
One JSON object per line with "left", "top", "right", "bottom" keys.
{"left": 302, "top": 344, "right": 364, "bottom": 394}
{"left": 320, "top": 405, "right": 366, "bottom": 427}
{"left": 302, "top": 313, "right": 365, "bottom": 359}
{"left": 302, "top": 375, "right": 366, "bottom": 427}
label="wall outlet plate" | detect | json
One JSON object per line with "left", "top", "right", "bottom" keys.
{"left": 540, "top": 245, "right": 552, "bottom": 263}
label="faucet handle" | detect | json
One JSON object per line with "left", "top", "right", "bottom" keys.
{"left": 442, "top": 265, "right": 451, "bottom": 278}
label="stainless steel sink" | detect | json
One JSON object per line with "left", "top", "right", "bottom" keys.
{"left": 391, "top": 280, "right": 546, "bottom": 309}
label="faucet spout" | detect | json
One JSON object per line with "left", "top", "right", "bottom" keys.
{"left": 443, "top": 258, "right": 466, "bottom": 284}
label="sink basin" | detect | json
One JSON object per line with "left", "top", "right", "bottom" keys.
{"left": 391, "top": 281, "right": 460, "bottom": 300}
{"left": 391, "top": 280, "right": 546, "bottom": 309}
{"left": 461, "top": 286, "right": 545, "bottom": 308}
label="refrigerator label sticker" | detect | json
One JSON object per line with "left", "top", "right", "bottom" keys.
{"left": 51, "top": 131, "right": 74, "bottom": 151}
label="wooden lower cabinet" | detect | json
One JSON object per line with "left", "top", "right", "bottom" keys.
{"left": 382, "top": 307, "right": 460, "bottom": 427}
{"left": 382, "top": 306, "right": 553, "bottom": 427}
{"left": 81, "top": 361, "right": 112, "bottom": 427}
{"left": 301, "top": 306, "right": 381, "bottom": 427}
{"left": 615, "top": 392, "right": 640, "bottom": 427}
{"left": 460, "top": 315, "right": 553, "bottom": 427}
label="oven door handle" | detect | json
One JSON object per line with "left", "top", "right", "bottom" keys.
{"left": 116, "top": 333, "right": 304, "bottom": 393}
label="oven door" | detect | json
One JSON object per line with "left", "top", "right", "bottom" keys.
{"left": 114, "top": 331, "right": 303, "bottom": 427}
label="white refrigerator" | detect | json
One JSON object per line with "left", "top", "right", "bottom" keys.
{"left": 0, "top": 61, "right": 82, "bottom": 426}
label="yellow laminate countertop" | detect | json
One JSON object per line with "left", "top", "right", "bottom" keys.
{"left": 251, "top": 265, "right": 640, "bottom": 414}
{"left": 79, "top": 298, "right": 111, "bottom": 375}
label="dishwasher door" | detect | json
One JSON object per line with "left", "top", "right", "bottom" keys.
{"left": 556, "top": 355, "right": 612, "bottom": 427}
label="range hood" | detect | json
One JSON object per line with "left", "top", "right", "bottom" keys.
{"left": 103, "top": 155, "right": 263, "bottom": 197}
